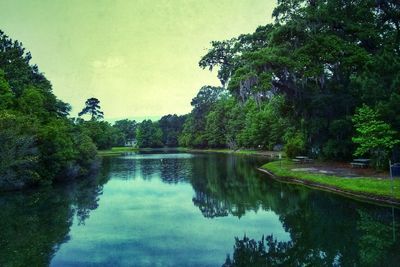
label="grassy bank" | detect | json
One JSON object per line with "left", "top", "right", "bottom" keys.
{"left": 187, "top": 148, "right": 281, "bottom": 157}
{"left": 261, "top": 160, "right": 400, "bottom": 203}
{"left": 98, "top": 146, "right": 139, "bottom": 156}
{"left": 99, "top": 147, "right": 282, "bottom": 157}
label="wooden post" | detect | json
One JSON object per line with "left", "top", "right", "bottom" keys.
{"left": 390, "top": 160, "right": 394, "bottom": 196}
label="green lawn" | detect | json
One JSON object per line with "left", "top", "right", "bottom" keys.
{"left": 187, "top": 148, "right": 278, "bottom": 156}
{"left": 262, "top": 160, "right": 400, "bottom": 201}
{"left": 98, "top": 146, "right": 139, "bottom": 156}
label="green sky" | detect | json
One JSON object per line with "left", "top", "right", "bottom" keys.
{"left": 0, "top": 0, "right": 275, "bottom": 120}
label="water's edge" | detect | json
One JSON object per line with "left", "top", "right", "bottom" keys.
{"left": 257, "top": 167, "right": 400, "bottom": 207}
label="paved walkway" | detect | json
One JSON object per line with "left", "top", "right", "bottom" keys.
{"left": 289, "top": 162, "right": 388, "bottom": 179}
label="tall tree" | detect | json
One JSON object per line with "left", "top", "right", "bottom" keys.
{"left": 78, "top": 97, "right": 104, "bottom": 120}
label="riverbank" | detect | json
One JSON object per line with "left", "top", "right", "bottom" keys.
{"left": 260, "top": 160, "right": 400, "bottom": 205}
{"left": 98, "top": 147, "right": 283, "bottom": 158}
{"left": 187, "top": 148, "right": 282, "bottom": 158}
{"left": 98, "top": 147, "right": 139, "bottom": 156}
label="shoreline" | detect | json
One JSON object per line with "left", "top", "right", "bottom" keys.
{"left": 96, "top": 147, "right": 399, "bottom": 206}
{"left": 98, "top": 147, "right": 282, "bottom": 157}
{"left": 98, "top": 147, "right": 139, "bottom": 156}
{"left": 186, "top": 148, "right": 281, "bottom": 158}
{"left": 259, "top": 161, "right": 400, "bottom": 206}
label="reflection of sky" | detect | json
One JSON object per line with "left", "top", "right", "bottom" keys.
{"left": 51, "top": 155, "right": 290, "bottom": 267}
{"left": 120, "top": 153, "right": 194, "bottom": 160}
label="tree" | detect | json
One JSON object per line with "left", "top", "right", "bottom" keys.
{"left": 136, "top": 120, "right": 163, "bottom": 148}
{"left": 352, "top": 105, "right": 399, "bottom": 168}
{"left": 179, "top": 86, "right": 225, "bottom": 148}
{"left": 159, "top": 114, "right": 185, "bottom": 147}
{"left": 0, "top": 69, "right": 13, "bottom": 110}
{"left": 191, "top": 0, "right": 400, "bottom": 160}
{"left": 113, "top": 119, "right": 137, "bottom": 145}
{"left": 0, "top": 30, "right": 99, "bottom": 190}
{"left": 78, "top": 98, "right": 104, "bottom": 120}
{"left": 0, "top": 112, "right": 39, "bottom": 190}
{"left": 78, "top": 120, "right": 120, "bottom": 150}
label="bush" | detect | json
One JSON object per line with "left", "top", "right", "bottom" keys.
{"left": 0, "top": 112, "right": 39, "bottom": 190}
{"left": 284, "top": 131, "right": 306, "bottom": 158}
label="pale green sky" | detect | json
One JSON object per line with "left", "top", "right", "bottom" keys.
{"left": 0, "top": 0, "right": 275, "bottom": 120}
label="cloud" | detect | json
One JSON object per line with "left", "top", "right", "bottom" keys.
{"left": 92, "top": 56, "right": 125, "bottom": 70}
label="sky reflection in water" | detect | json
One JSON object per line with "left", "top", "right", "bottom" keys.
{"left": 0, "top": 151, "right": 399, "bottom": 266}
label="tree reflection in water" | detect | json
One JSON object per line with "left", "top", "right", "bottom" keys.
{"left": 222, "top": 235, "right": 294, "bottom": 267}
{"left": 1, "top": 152, "right": 398, "bottom": 266}
{"left": 0, "top": 158, "right": 111, "bottom": 266}
{"left": 222, "top": 212, "right": 399, "bottom": 267}
{"left": 109, "top": 152, "right": 400, "bottom": 266}
{"left": 185, "top": 154, "right": 400, "bottom": 267}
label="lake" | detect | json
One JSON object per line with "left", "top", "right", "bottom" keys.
{"left": 1, "top": 151, "right": 399, "bottom": 266}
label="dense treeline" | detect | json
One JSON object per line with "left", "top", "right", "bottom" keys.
{"left": 0, "top": 24, "right": 186, "bottom": 191}
{"left": 2, "top": 0, "right": 400, "bottom": 191}
{"left": 135, "top": 0, "right": 400, "bottom": 168}
{"left": 0, "top": 31, "right": 140, "bottom": 190}
{"left": 0, "top": 30, "right": 102, "bottom": 190}
{"left": 176, "top": 0, "right": 400, "bottom": 168}
{"left": 135, "top": 114, "right": 186, "bottom": 148}
{"left": 0, "top": 27, "right": 173, "bottom": 190}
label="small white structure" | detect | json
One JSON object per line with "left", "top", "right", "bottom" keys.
{"left": 125, "top": 139, "right": 137, "bottom": 147}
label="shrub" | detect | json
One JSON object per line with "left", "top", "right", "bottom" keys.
{"left": 284, "top": 131, "right": 306, "bottom": 158}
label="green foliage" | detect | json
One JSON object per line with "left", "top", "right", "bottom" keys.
{"left": 237, "top": 96, "right": 289, "bottom": 150}
{"left": 113, "top": 119, "right": 137, "bottom": 146}
{"left": 73, "top": 132, "right": 98, "bottom": 174}
{"left": 321, "top": 119, "right": 354, "bottom": 160}
{"left": 0, "top": 112, "right": 39, "bottom": 190}
{"left": 284, "top": 131, "right": 306, "bottom": 159}
{"left": 0, "top": 30, "right": 98, "bottom": 190}
{"left": 136, "top": 120, "right": 163, "bottom": 148}
{"left": 79, "top": 120, "right": 121, "bottom": 150}
{"left": 0, "top": 69, "right": 13, "bottom": 110}
{"left": 159, "top": 114, "right": 185, "bottom": 147}
{"left": 178, "top": 115, "right": 196, "bottom": 147}
{"left": 179, "top": 0, "right": 400, "bottom": 166}
{"left": 357, "top": 210, "right": 397, "bottom": 266}
{"left": 179, "top": 86, "right": 225, "bottom": 148}
{"left": 38, "top": 119, "right": 77, "bottom": 182}
{"left": 223, "top": 235, "right": 293, "bottom": 267}
{"left": 352, "top": 105, "right": 399, "bottom": 168}
{"left": 17, "top": 86, "right": 46, "bottom": 118}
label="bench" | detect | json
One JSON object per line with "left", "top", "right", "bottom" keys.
{"left": 293, "top": 156, "right": 313, "bottom": 164}
{"left": 350, "top": 162, "right": 368, "bottom": 168}
{"left": 351, "top": 158, "right": 370, "bottom": 168}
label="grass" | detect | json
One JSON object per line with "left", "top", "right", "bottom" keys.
{"left": 98, "top": 146, "right": 139, "bottom": 156}
{"left": 262, "top": 160, "right": 400, "bottom": 201}
{"left": 99, "top": 147, "right": 280, "bottom": 156}
{"left": 187, "top": 148, "right": 278, "bottom": 156}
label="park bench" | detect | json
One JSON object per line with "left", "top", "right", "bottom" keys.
{"left": 350, "top": 162, "right": 367, "bottom": 168}
{"left": 350, "top": 159, "right": 370, "bottom": 168}
{"left": 293, "top": 156, "right": 313, "bottom": 164}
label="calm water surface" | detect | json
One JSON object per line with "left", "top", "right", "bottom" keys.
{"left": 0, "top": 151, "right": 399, "bottom": 266}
